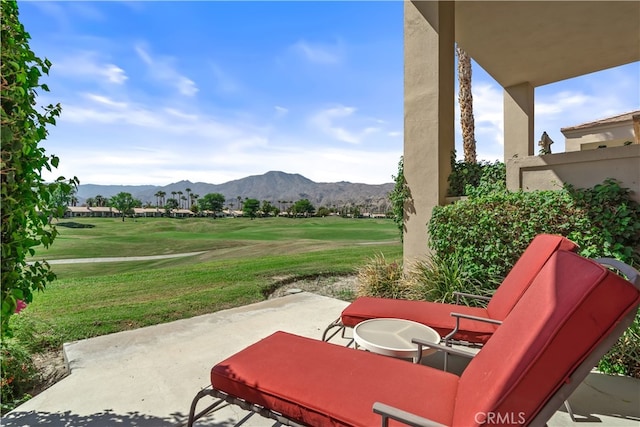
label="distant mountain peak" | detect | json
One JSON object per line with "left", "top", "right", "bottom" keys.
{"left": 75, "top": 171, "right": 394, "bottom": 209}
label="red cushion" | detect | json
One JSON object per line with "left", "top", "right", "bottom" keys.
{"left": 211, "top": 331, "right": 459, "bottom": 427}
{"left": 341, "top": 235, "right": 577, "bottom": 344}
{"left": 486, "top": 234, "right": 578, "bottom": 320}
{"left": 341, "top": 297, "right": 497, "bottom": 343}
{"left": 453, "top": 251, "right": 640, "bottom": 426}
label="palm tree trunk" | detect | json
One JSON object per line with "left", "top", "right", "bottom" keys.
{"left": 457, "top": 45, "right": 476, "bottom": 164}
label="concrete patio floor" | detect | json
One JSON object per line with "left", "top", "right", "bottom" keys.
{"left": 3, "top": 292, "right": 639, "bottom": 427}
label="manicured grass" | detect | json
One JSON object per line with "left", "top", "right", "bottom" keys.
{"left": 33, "top": 216, "right": 398, "bottom": 259}
{"left": 20, "top": 217, "right": 401, "bottom": 343}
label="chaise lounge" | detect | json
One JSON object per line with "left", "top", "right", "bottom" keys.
{"left": 322, "top": 234, "right": 578, "bottom": 345}
{"left": 187, "top": 251, "right": 640, "bottom": 426}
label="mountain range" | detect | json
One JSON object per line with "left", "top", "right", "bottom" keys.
{"left": 76, "top": 171, "right": 395, "bottom": 210}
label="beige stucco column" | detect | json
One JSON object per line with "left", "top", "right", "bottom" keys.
{"left": 403, "top": 1, "right": 455, "bottom": 267}
{"left": 504, "top": 82, "right": 534, "bottom": 190}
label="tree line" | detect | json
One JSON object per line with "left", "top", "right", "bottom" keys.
{"left": 84, "top": 191, "right": 321, "bottom": 221}
{"left": 77, "top": 190, "right": 394, "bottom": 221}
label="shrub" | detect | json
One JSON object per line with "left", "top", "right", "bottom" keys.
{"left": 1, "top": 340, "right": 38, "bottom": 415}
{"left": 356, "top": 253, "right": 409, "bottom": 299}
{"left": 564, "top": 179, "right": 640, "bottom": 263}
{"left": 405, "top": 253, "right": 494, "bottom": 306}
{"left": 599, "top": 313, "right": 640, "bottom": 378}
{"left": 430, "top": 179, "right": 639, "bottom": 284}
{"left": 447, "top": 153, "right": 505, "bottom": 197}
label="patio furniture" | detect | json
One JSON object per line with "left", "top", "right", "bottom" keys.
{"left": 187, "top": 251, "right": 640, "bottom": 427}
{"left": 322, "top": 234, "right": 578, "bottom": 346}
{"left": 353, "top": 318, "right": 441, "bottom": 362}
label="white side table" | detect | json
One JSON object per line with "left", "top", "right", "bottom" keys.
{"left": 353, "top": 318, "right": 441, "bottom": 363}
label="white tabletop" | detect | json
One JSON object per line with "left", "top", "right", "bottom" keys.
{"left": 353, "top": 318, "right": 441, "bottom": 361}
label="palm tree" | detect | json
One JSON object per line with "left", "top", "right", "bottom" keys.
{"left": 95, "top": 195, "right": 105, "bottom": 207}
{"left": 457, "top": 44, "right": 476, "bottom": 164}
{"left": 177, "top": 191, "right": 184, "bottom": 208}
{"left": 154, "top": 191, "right": 162, "bottom": 208}
{"left": 237, "top": 196, "right": 242, "bottom": 212}
{"left": 185, "top": 188, "right": 192, "bottom": 209}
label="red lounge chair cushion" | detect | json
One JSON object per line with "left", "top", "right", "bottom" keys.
{"left": 341, "top": 297, "right": 497, "bottom": 343}
{"left": 486, "top": 234, "right": 579, "bottom": 320}
{"left": 341, "top": 234, "right": 577, "bottom": 344}
{"left": 453, "top": 250, "right": 640, "bottom": 426}
{"left": 211, "top": 331, "right": 459, "bottom": 427}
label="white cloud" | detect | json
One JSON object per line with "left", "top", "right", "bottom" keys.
{"left": 292, "top": 40, "right": 342, "bottom": 64}
{"left": 134, "top": 43, "right": 199, "bottom": 97}
{"left": 84, "top": 93, "right": 128, "bottom": 109}
{"left": 536, "top": 91, "right": 592, "bottom": 116}
{"left": 176, "top": 77, "right": 198, "bottom": 97}
{"left": 274, "top": 106, "right": 289, "bottom": 118}
{"left": 53, "top": 52, "right": 127, "bottom": 85}
{"left": 164, "top": 108, "right": 198, "bottom": 121}
{"left": 310, "top": 105, "right": 380, "bottom": 144}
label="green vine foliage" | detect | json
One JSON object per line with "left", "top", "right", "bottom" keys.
{"left": 389, "top": 156, "right": 410, "bottom": 241}
{"left": 429, "top": 178, "right": 639, "bottom": 283}
{"left": 1, "top": 0, "right": 78, "bottom": 336}
{"left": 447, "top": 151, "right": 506, "bottom": 197}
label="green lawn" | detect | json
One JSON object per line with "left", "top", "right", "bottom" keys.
{"left": 20, "top": 216, "right": 401, "bottom": 343}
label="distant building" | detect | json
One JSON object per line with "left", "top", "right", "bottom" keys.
{"left": 561, "top": 110, "right": 639, "bottom": 152}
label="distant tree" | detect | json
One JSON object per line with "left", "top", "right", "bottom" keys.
{"left": 49, "top": 185, "right": 73, "bottom": 220}
{"left": 199, "top": 193, "right": 225, "bottom": 217}
{"left": 85, "top": 197, "right": 95, "bottom": 207}
{"left": 185, "top": 187, "right": 192, "bottom": 209}
{"left": 95, "top": 194, "right": 106, "bottom": 207}
{"left": 154, "top": 191, "right": 163, "bottom": 208}
{"left": 261, "top": 200, "right": 275, "bottom": 217}
{"left": 243, "top": 198, "right": 260, "bottom": 219}
{"left": 158, "top": 191, "right": 166, "bottom": 207}
{"left": 164, "top": 198, "right": 179, "bottom": 216}
{"left": 317, "top": 206, "right": 330, "bottom": 217}
{"left": 293, "top": 199, "right": 315, "bottom": 217}
{"left": 110, "top": 192, "right": 140, "bottom": 221}
{"left": 69, "top": 188, "right": 78, "bottom": 207}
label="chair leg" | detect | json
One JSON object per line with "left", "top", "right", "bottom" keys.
{"left": 564, "top": 399, "right": 576, "bottom": 422}
{"left": 321, "top": 317, "right": 345, "bottom": 341}
{"left": 187, "top": 388, "right": 224, "bottom": 427}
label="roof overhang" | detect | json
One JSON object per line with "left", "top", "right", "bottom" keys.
{"left": 413, "top": 1, "right": 640, "bottom": 88}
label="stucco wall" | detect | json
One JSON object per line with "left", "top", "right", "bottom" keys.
{"left": 506, "top": 145, "right": 640, "bottom": 202}
{"left": 564, "top": 122, "right": 635, "bottom": 152}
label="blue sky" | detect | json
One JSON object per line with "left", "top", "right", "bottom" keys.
{"left": 20, "top": 1, "right": 640, "bottom": 186}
